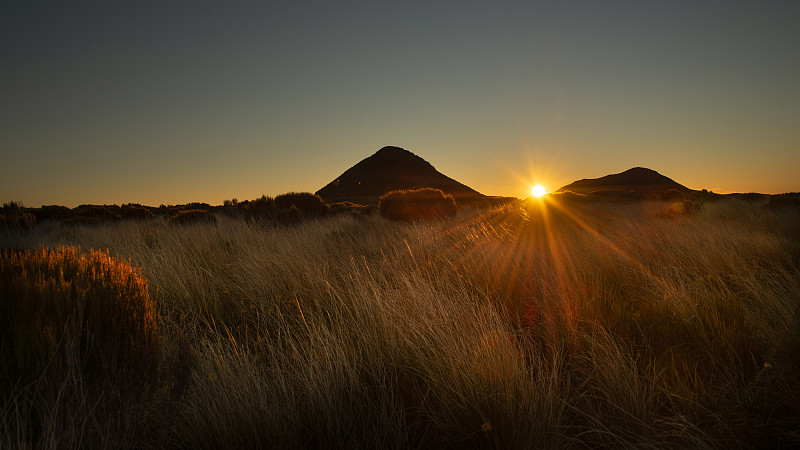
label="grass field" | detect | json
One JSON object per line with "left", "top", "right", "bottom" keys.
{"left": 2, "top": 198, "right": 799, "bottom": 449}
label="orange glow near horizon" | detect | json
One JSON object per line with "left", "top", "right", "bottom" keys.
{"left": 532, "top": 185, "right": 546, "bottom": 197}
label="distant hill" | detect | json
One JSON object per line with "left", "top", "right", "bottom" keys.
{"left": 316, "top": 146, "right": 485, "bottom": 204}
{"left": 557, "top": 167, "right": 693, "bottom": 194}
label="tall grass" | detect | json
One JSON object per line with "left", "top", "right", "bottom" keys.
{"left": 1, "top": 198, "right": 799, "bottom": 448}
{"left": 1, "top": 247, "right": 159, "bottom": 449}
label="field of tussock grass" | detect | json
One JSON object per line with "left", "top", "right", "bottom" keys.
{"left": 2, "top": 198, "right": 799, "bottom": 449}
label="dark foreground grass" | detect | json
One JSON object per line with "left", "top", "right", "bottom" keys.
{"left": 1, "top": 198, "right": 799, "bottom": 448}
{"left": 1, "top": 247, "right": 159, "bottom": 449}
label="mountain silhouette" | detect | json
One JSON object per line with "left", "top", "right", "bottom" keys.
{"left": 557, "top": 167, "right": 693, "bottom": 194}
{"left": 316, "top": 146, "right": 484, "bottom": 204}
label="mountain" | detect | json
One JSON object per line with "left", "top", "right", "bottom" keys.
{"left": 316, "top": 146, "right": 485, "bottom": 204}
{"left": 557, "top": 167, "right": 693, "bottom": 194}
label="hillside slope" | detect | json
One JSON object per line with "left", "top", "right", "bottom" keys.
{"left": 557, "top": 167, "right": 693, "bottom": 194}
{"left": 316, "top": 146, "right": 484, "bottom": 204}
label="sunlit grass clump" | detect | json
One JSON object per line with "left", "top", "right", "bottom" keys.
{"left": 1, "top": 246, "right": 159, "bottom": 384}
{"left": 379, "top": 187, "right": 457, "bottom": 220}
{"left": 0, "top": 247, "right": 159, "bottom": 448}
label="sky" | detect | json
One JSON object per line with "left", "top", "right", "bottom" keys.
{"left": 2, "top": 0, "right": 799, "bottom": 207}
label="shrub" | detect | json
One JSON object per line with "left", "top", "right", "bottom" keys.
{"left": 181, "top": 202, "right": 213, "bottom": 211}
{"left": 0, "top": 202, "right": 36, "bottom": 230}
{"left": 243, "top": 195, "right": 277, "bottom": 222}
{"left": 73, "top": 205, "right": 115, "bottom": 220}
{"left": 378, "top": 188, "right": 457, "bottom": 221}
{"left": 169, "top": 209, "right": 218, "bottom": 226}
{"left": 222, "top": 198, "right": 240, "bottom": 218}
{"left": 275, "top": 192, "right": 329, "bottom": 218}
{"left": 33, "top": 205, "right": 71, "bottom": 222}
{"left": 0, "top": 246, "right": 159, "bottom": 390}
{"left": 659, "top": 189, "right": 685, "bottom": 202}
{"left": 278, "top": 204, "right": 303, "bottom": 225}
{"left": 329, "top": 201, "right": 373, "bottom": 217}
{"left": 693, "top": 189, "right": 721, "bottom": 203}
{"left": 766, "top": 193, "right": 800, "bottom": 210}
{"left": 121, "top": 204, "right": 155, "bottom": 220}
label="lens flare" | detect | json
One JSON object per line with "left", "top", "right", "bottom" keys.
{"left": 532, "top": 185, "right": 546, "bottom": 197}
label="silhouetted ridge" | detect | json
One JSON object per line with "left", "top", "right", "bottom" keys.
{"left": 558, "top": 167, "right": 693, "bottom": 194}
{"left": 316, "top": 146, "right": 484, "bottom": 204}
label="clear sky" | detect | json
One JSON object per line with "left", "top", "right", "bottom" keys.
{"left": 2, "top": 0, "right": 799, "bottom": 207}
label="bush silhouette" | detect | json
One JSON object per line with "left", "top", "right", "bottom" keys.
{"left": 275, "top": 192, "right": 329, "bottom": 218}
{"left": 170, "top": 209, "right": 217, "bottom": 226}
{"left": 378, "top": 188, "right": 457, "bottom": 221}
{"left": 1, "top": 201, "right": 36, "bottom": 230}
{"left": 278, "top": 204, "right": 303, "bottom": 225}
{"left": 33, "top": 204, "right": 71, "bottom": 222}
{"left": 73, "top": 205, "right": 115, "bottom": 220}
{"left": 766, "top": 194, "right": 800, "bottom": 210}
{"left": 244, "top": 195, "right": 277, "bottom": 222}
{"left": 330, "top": 201, "right": 373, "bottom": 217}
{"left": 121, "top": 204, "right": 155, "bottom": 220}
{"left": 222, "top": 198, "right": 241, "bottom": 218}
{"left": 0, "top": 247, "right": 159, "bottom": 392}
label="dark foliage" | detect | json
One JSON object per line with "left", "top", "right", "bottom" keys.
{"left": 245, "top": 195, "right": 277, "bottom": 222}
{"left": 278, "top": 204, "right": 303, "bottom": 224}
{"left": 121, "top": 204, "right": 155, "bottom": 220}
{"left": 765, "top": 193, "right": 800, "bottom": 210}
{"left": 33, "top": 205, "right": 71, "bottom": 222}
{"left": 378, "top": 188, "right": 457, "bottom": 221}
{"left": 0, "top": 202, "right": 36, "bottom": 230}
{"left": 222, "top": 198, "right": 240, "bottom": 218}
{"left": 0, "top": 247, "right": 160, "bottom": 446}
{"left": 329, "top": 201, "right": 374, "bottom": 217}
{"left": 275, "top": 192, "right": 329, "bottom": 218}
{"left": 724, "top": 192, "right": 769, "bottom": 202}
{"left": 73, "top": 205, "right": 115, "bottom": 220}
{"left": 691, "top": 189, "right": 722, "bottom": 203}
{"left": 181, "top": 202, "right": 213, "bottom": 211}
{"left": 0, "top": 247, "right": 159, "bottom": 386}
{"left": 169, "top": 209, "right": 218, "bottom": 226}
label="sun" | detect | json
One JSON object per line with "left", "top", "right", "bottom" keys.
{"left": 531, "top": 185, "right": 546, "bottom": 197}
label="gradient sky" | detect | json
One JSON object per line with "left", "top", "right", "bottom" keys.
{"left": 2, "top": 1, "right": 799, "bottom": 207}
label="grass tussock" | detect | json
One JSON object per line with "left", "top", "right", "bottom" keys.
{"left": 0, "top": 247, "right": 159, "bottom": 449}
{"left": 379, "top": 188, "right": 457, "bottom": 221}
{"left": 223, "top": 193, "right": 332, "bottom": 225}
{"left": 1, "top": 198, "right": 799, "bottom": 448}
{"left": 0, "top": 202, "right": 36, "bottom": 231}
{"left": 169, "top": 209, "right": 218, "bottom": 226}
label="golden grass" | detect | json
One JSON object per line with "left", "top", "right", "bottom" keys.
{"left": 1, "top": 198, "right": 799, "bottom": 448}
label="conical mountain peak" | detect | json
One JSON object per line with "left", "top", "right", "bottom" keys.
{"left": 316, "top": 146, "right": 483, "bottom": 204}
{"left": 558, "top": 167, "right": 693, "bottom": 194}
